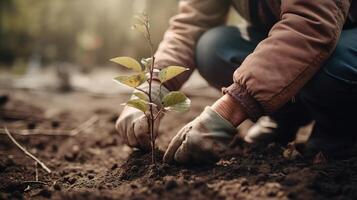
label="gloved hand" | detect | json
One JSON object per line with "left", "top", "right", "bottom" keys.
{"left": 116, "top": 82, "right": 169, "bottom": 151}
{"left": 163, "top": 106, "right": 238, "bottom": 164}
{"left": 244, "top": 116, "right": 278, "bottom": 143}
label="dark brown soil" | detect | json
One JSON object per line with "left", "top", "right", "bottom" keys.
{"left": 1, "top": 91, "right": 357, "bottom": 200}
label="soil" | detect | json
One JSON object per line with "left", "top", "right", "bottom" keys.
{"left": 1, "top": 90, "right": 357, "bottom": 200}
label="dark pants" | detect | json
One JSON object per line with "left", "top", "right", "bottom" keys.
{"left": 196, "top": 26, "right": 357, "bottom": 145}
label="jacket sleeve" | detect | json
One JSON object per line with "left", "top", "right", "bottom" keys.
{"left": 154, "top": 0, "right": 231, "bottom": 91}
{"left": 223, "top": 0, "right": 352, "bottom": 121}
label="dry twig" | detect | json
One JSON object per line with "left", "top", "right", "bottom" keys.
{"left": 22, "top": 181, "right": 48, "bottom": 185}
{"left": 3, "top": 127, "right": 52, "bottom": 173}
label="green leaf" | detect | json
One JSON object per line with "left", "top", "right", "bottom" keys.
{"left": 140, "top": 57, "right": 152, "bottom": 72}
{"left": 133, "top": 91, "right": 149, "bottom": 101}
{"left": 126, "top": 99, "right": 149, "bottom": 113}
{"left": 162, "top": 91, "right": 190, "bottom": 112}
{"left": 159, "top": 66, "right": 189, "bottom": 83}
{"left": 110, "top": 57, "right": 143, "bottom": 72}
{"left": 113, "top": 73, "right": 147, "bottom": 88}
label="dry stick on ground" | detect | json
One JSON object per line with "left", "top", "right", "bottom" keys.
{"left": 0, "top": 116, "right": 99, "bottom": 136}
{"left": 22, "top": 181, "right": 48, "bottom": 185}
{"left": 3, "top": 127, "right": 52, "bottom": 173}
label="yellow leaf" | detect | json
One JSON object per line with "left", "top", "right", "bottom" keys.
{"left": 132, "top": 23, "right": 147, "bottom": 35}
{"left": 126, "top": 99, "right": 149, "bottom": 113}
{"left": 159, "top": 66, "right": 189, "bottom": 83}
{"left": 133, "top": 91, "right": 149, "bottom": 101}
{"left": 110, "top": 57, "right": 142, "bottom": 72}
{"left": 113, "top": 73, "right": 147, "bottom": 88}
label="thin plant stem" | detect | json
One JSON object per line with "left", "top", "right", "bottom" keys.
{"left": 143, "top": 16, "right": 156, "bottom": 165}
{"left": 147, "top": 56, "right": 156, "bottom": 165}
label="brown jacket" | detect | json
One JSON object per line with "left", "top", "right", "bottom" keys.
{"left": 154, "top": 0, "right": 355, "bottom": 121}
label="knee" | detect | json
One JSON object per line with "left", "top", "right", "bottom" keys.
{"left": 195, "top": 26, "right": 241, "bottom": 87}
{"left": 323, "top": 30, "right": 357, "bottom": 84}
{"left": 299, "top": 65, "right": 353, "bottom": 110}
{"left": 301, "top": 30, "right": 357, "bottom": 106}
{"left": 196, "top": 26, "right": 236, "bottom": 71}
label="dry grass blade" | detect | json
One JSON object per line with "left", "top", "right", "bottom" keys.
{"left": 69, "top": 115, "right": 99, "bottom": 136}
{"left": 3, "top": 127, "right": 52, "bottom": 173}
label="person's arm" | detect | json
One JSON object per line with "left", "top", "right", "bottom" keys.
{"left": 163, "top": 0, "right": 352, "bottom": 165}
{"left": 223, "top": 0, "right": 352, "bottom": 122}
{"left": 154, "top": 0, "right": 231, "bottom": 91}
{"left": 212, "top": 94, "right": 247, "bottom": 127}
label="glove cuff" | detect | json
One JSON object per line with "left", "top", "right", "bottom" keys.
{"left": 201, "top": 106, "right": 238, "bottom": 136}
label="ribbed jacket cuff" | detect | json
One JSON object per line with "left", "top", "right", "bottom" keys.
{"left": 222, "top": 83, "right": 264, "bottom": 122}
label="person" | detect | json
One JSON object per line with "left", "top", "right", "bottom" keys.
{"left": 116, "top": 0, "right": 357, "bottom": 164}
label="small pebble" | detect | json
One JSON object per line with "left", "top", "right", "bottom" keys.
{"left": 0, "top": 95, "right": 9, "bottom": 106}
{"left": 27, "top": 122, "right": 36, "bottom": 129}
{"left": 53, "top": 182, "right": 61, "bottom": 191}
{"left": 111, "top": 163, "right": 118, "bottom": 170}
{"left": 51, "top": 121, "right": 60, "bottom": 128}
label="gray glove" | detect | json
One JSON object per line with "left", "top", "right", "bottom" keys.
{"left": 163, "top": 106, "right": 238, "bottom": 164}
{"left": 116, "top": 82, "right": 169, "bottom": 151}
{"left": 244, "top": 116, "right": 278, "bottom": 143}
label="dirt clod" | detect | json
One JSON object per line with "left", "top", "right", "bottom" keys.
{"left": 0, "top": 94, "right": 9, "bottom": 106}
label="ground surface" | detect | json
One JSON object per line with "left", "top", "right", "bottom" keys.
{"left": 1, "top": 78, "right": 357, "bottom": 200}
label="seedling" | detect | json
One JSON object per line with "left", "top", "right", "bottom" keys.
{"left": 110, "top": 14, "right": 190, "bottom": 164}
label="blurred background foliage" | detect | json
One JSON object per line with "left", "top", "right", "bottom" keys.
{"left": 0, "top": 0, "right": 242, "bottom": 93}
{"left": 0, "top": 0, "right": 178, "bottom": 69}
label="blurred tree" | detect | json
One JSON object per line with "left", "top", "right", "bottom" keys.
{"left": 0, "top": 0, "right": 17, "bottom": 63}
{"left": 0, "top": 0, "right": 178, "bottom": 68}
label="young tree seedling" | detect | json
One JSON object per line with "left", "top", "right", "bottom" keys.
{"left": 110, "top": 14, "right": 190, "bottom": 165}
